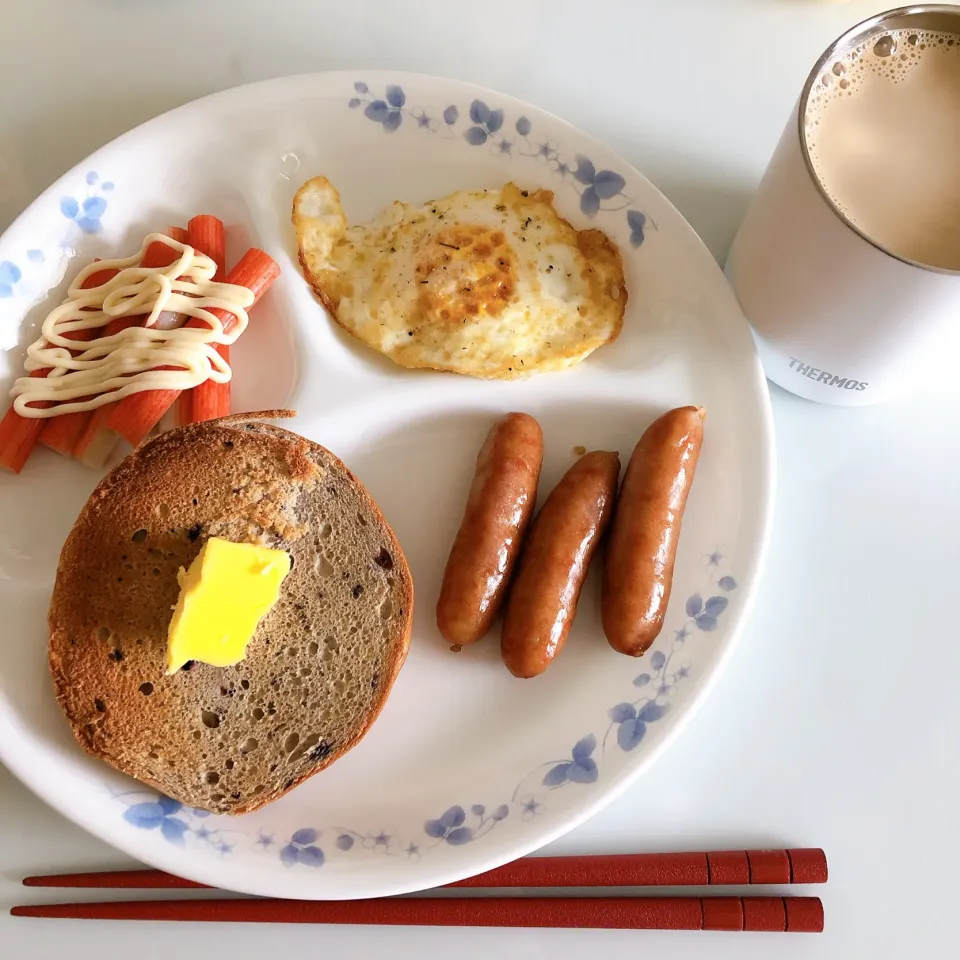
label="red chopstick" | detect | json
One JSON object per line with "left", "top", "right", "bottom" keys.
{"left": 10, "top": 895, "right": 824, "bottom": 931}
{"left": 22, "top": 848, "right": 827, "bottom": 890}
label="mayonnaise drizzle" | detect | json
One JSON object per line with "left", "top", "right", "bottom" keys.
{"left": 10, "top": 233, "right": 254, "bottom": 418}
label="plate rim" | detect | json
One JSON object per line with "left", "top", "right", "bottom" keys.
{"left": 0, "top": 69, "right": 776, "bottom": 899}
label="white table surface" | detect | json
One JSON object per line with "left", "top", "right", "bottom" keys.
{"left": 3, "top": 1, "right": 956, "bottom": 957}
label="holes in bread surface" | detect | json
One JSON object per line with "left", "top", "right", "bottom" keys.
{"left": 131, "top": 632, "right": 374, "bottom": 790}
{"left": 131, "top": 529, "right": 148, "bottom": 544}
{"left": 204, "top": 771, "right": 220, "bottom": 785}
{"left": 288, "top": 732, "right": 328, "bottom": 764}
{"left": 97, "top": 626, "right": 111, "bottom": 643}
{"left": 157, "top": 504, "right": 170, "bottom": 520}
{"left": 139, "top": 682, "right": 154, "bottom": 696}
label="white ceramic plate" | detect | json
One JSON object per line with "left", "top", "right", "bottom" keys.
{"left": 0, "top": 72, "right": 773, "bottom": 900}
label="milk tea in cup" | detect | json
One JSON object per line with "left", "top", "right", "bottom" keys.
{"left": 727, "top": 6, "right": 960, "bottom": 405}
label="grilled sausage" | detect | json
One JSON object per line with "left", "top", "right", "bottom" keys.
{"left": 602, "top": 406, "right": 704, "bottom": 656}
{"left": 501, "top": 450, "right": 620, "bottom": 677}
{"left": 437, "top": 413, "right": 543, "bottom": 646}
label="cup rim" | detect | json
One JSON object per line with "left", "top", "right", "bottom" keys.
{"left": 798, "top": 4, "right": 960, "bottom": 276}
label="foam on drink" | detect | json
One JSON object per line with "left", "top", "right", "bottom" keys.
{"left": 804, "top": 29, "right": 960, "bottom": 271}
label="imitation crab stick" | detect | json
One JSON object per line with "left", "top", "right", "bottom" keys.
{"left": 0, "top": 262, "right": 121, "bottom": 473}
{"left": 179, "top": 216, "right": 229, "bottom": 425}
{"left": 102, "top": 248, "right": 279, "bottom": 448}
{"left": 66, "top": 229, "right": 191, "bottom": 467}
{"left": 186, "top": 216, "right": 225, "bottom": 279}
{"left": 70, "top": 228, "right": 195, "bottom": 467}
{"left": 39, "top": 231, "right": 188, "bottom": 458}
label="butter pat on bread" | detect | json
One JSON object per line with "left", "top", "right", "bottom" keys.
{"left": 165, "top": 538, "right": 292, "bottom": 674}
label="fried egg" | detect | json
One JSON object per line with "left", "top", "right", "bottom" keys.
{"left": 292, "top": 178, "right": 626, "bottom": 379}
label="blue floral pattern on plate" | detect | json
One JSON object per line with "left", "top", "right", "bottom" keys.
{"left": 349, "top": 82, "right": 658, "bottom": 239}
{"left": 61, "top": 170, "right": 112, "bottom": 234}
{"left": 280, "top": 829, "right": 325, "bottom": 868}
{"left": 0, "top": 171, "right": 112, "bottom": 299}
{"left": 118, "top": 794, "right": 233, "bottom": 854}
{"left": 0, "top": 260, "right": 22, "bottom": 299}
{"left": 116, "top": 554, "right": 736, "bottom": 869}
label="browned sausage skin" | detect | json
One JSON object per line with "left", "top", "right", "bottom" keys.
{"left": 436, "top": 413, "right": 544, "bottom": 646}
{"left": 501, "top": 450, "right": 621, "bottom": 678}
{"left": 602, "top": 406, "right": 704, "bottom": 657}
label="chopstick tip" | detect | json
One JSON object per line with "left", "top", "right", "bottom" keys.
{"left": 11, "top": 905, "right": 42, "bottom": 917}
